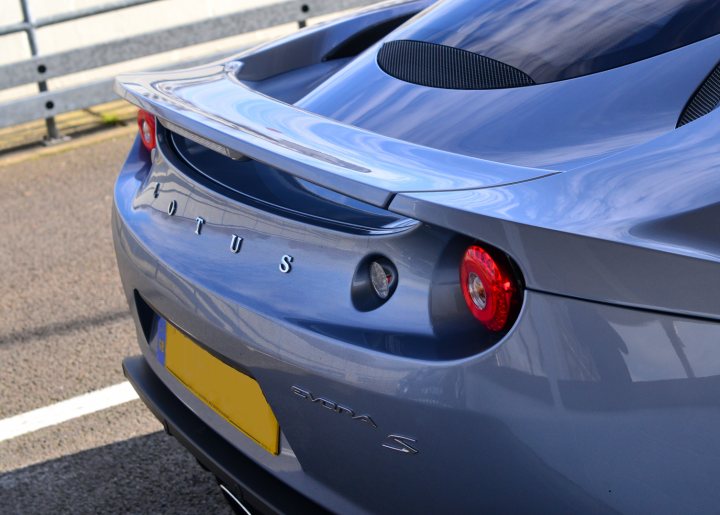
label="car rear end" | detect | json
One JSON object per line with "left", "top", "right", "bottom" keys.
{"left": 114, "top": 1, "right": 720, "bottom": 513}
{"left": 115, "top": 105, "right": 534, "bottom": 513}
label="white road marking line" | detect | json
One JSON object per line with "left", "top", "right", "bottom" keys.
{"left": 0, "top": 382, "right": 139, "bottom": 443}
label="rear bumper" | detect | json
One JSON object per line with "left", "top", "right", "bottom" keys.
{"left": 122, "top": 355, "right": 324, "bottom": 515}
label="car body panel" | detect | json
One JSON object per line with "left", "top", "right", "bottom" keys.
{"left": 113, "top": 0, "right": 720, "bottom": 512}
{"left": 298, "top": 33, "right": 720, "bottom": 170}
{"left": 379, "top": 0, "right": 720, "bottom": 83}
{"left": 116, "top": 135, "right": 486, "bottom": 361}
{"left": 114, "top": 140, "right": 720, "bottom": 512}
{"left": 391, "top": 108, "right": 720, "bottom": 319}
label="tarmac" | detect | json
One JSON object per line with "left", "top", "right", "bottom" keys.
{"left": 0, "top": 127, "right": 233, "bottom": 514}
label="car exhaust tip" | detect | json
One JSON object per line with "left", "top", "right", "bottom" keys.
{"left": 219, "top": 483, "right": 253, "bottom": 515}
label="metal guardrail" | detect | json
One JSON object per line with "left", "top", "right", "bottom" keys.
{"left": 0, "top": 0, "right": 377, "bottom": 140}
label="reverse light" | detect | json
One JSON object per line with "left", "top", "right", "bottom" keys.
{"left": 460, "top": 245, "right": 520, "bottom": 332}
{"left": 370, "top": 260, "right": 396, "bottom": 300}
{"left": 137, "top": 109, "right": 156, "bottom": 151}
{"left": 351, "top": 256, "right": 398, "bottom": 311}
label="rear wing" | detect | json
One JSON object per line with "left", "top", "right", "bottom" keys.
{"left": 115, "top": 61, "right": 555, "bottom": 208}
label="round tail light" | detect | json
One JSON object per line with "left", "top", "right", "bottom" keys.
{"left": 137, "top": 109, "right": 156, "bottom": 151}
{"left": 460, "top": 245, "right": 520, "bottom": 332}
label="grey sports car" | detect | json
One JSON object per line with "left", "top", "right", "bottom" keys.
{"left": 113, "top": 0, "right": 720, "bottom": 512}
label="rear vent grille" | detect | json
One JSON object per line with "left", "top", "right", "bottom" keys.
{"left": 377, "top": 40, "right": 535, "bottom": 90}
{"left": 678, "top": 62, "right": 720, "bottom": 127}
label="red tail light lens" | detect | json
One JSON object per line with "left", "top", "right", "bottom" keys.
{"left": 460, "top": 245, "right": 520, "bottom": 332}
{"left": 137, "top": 109, "right": 156, "bottom": 151}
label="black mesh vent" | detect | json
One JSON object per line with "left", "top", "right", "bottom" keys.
{"left": 377, "top": 40, "right": 535, "bottom": 90}
{"left": 678, "top": 63, "right": 720, "bottom": 127}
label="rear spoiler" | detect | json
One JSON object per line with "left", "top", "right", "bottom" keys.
{"left": 115, "top": 62, "right": 555, "bottom": 208}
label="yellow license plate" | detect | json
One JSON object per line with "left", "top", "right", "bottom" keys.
{"left": 162, "top": 321, "right": 279, "bottom": 454}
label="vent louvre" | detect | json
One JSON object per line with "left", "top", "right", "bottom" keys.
{"left": 377, "top": 40, "right": 535, "bottom": 90}
{"left": 678, "top": 63, "right": 720, "bottom": 127}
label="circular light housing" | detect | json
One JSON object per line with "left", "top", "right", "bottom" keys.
{"left": 352, "top": 256, "right": 398, "bottom": 311}
{"left": 137, "top": 109, "right": 156, "bottom": 151}
{"left": 460, "top": 245, "right": 518, "bottom": 332}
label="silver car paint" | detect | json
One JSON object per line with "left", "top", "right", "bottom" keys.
{"left": 113, "top": 0, "right": 720, "bottom": 512}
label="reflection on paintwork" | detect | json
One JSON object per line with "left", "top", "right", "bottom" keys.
{"left": 387, "top": 0, "right": 720, "bottom": 82}
{"left": 300, "top": 31, "right": 720, "bottom": 169}
{"left": 612, "top": 319, "right": 693, "bottom": 382}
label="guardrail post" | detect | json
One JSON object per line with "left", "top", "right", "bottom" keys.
{"left": 0, "top": 0, "right": 380, "bottom": 134}
{"left": 19, "top": 0, "right": 64, "bottom": 143}
{"left": 298, "top": 3, "right": 309, "bottom": 28}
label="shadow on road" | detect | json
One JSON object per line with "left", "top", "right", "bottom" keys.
{"left": 0, "top": 310, "right": 131, "bottom": 347}
{"left": 0, "top": 431, "right": 231, "bottom": 514}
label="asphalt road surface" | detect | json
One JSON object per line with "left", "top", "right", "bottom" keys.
{"left": 0, "top": 130, "right": 233, "bottom": 514}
